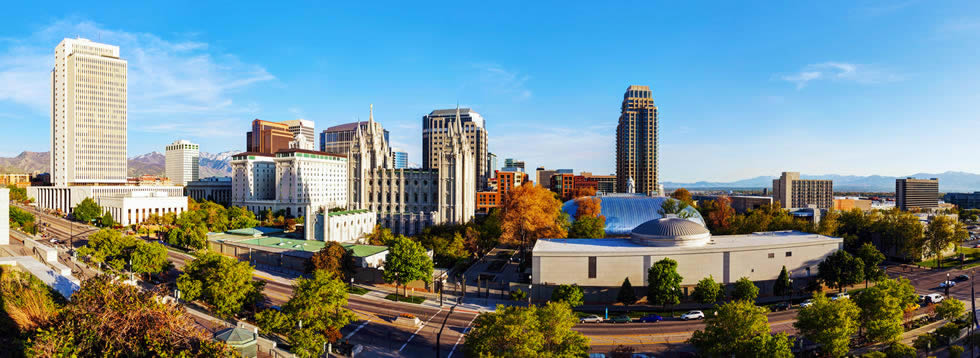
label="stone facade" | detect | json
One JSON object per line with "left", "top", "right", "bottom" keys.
{"left": 231, "top": 149, "right": 348, "bottom": 218}
{"left": 305, "top": 208, "right": 377, "bottom": 243}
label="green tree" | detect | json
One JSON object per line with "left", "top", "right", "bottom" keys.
{"left": 465, "top": 302, "right": 589, "bottom": 357}
{"left": 76, "top": 229, "right": 138, "bottom": 272}
{"left": 550, "top": 284, "right": 584, "bottom": 308}
{"left": 568, "top": 215, "right": 606, "bottom": 238}
{"left": 773, "top": 266, "right": 791, "bottom": 297}
{"left": 647, "top": 258, "right": 683, "bottom": 309}
{"left": 856, "top": 242, "right": 886, "bottom": 288}
{"left": 658, "top": 198, "right": 695, "bottom": 219}
{"left": 227, "top": 206, "right": 260, "bottom": 229}
{"left": 693, "top": 275, "right": 724, "bottom": 304}
{"left": 884, "top": 343, "right": 917, "bottom": 358}
{"left": 936, "top": 322, "right": 962, "bottom": 345}
{"left": 854, "top": 278, "right": 917, "bottom": 344}
{"left": 794, "top": 294, "right": 860, "bottom": 357}
{"left": 365, "top": 224, "right": 395, "bottom": 246}
{"left": 935, "top": 298, "right": 965, "bottom": 321}
{"left": 307, "top": 241, "right": 354, "bottom": 280}
{"left": 177, "top": 251, "right": 263, "bottom": 318}
{"left": 817, "top": 209, "right": 841, "bottom": 236}
{"left": 383, "top": 236, "right": 433, "bottom": 298}
{"left": 257, "top": 270, "right": 356, "bottom": 357}
{"left": 818, "top": 250, "right": 865, "bottom": 293}
{"left": 131, "top": 241, "right": 170, "bottom": 277}
{"left": 924, "top": 215, "right": 969, "bottom": 269}
{"left": 72, "top": 197, "right": 102, "bottom": 224}
{"left": 689, "top": 300, "right": 792, "bottom": 357}
{"left": 733, "top": 277, "right": 759, "bottom": 302}
{"left": 616, "top": 278, "right": 638, "bottom": 309}
{"left": 98, "top": 211, "right": 116, "bottom": 228}
{"left": 950, "top": 345, "right": 964, "bottom": 358}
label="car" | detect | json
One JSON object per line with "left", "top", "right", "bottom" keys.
{"left": 636, "top": 314, "right": 663, "bottom": 323}
{"left": 956, "top": 274, "right": 970, "bottom": 282}
{"left": 608, "top": 315, "right": 632, "bottom": 323}
{"left": 773, "top": 302, "right": 791, "bottom": 311}
{"left": 800, "top": 299, "right": 814, "bottom": 308}
{"left": 580, "top": 315, "right": 604, "bottom": 324}
{"left": 831, "top": 292, "right": 850, "bottom": 300}
{"left": 923, "top": 293, "right": 944, "bottom": 304}
{"left": 940, "top": 280, "right": 957, "bottom": 288}
{"left": 681, "top": 310, "right": 705, "bottom": 321}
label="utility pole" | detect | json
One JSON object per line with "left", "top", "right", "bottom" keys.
{"left": 435, "top": 306, "right": 455, "bottom": 358}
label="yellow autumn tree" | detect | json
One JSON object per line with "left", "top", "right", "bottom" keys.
{"left": 501, "top": 184, "right": 568, "bottom": 255}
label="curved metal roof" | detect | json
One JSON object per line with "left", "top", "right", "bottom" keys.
{"left": 562, "top": 194, "right": 705, "bottom": 236}
{"left": 632, "top": 217, "right": 710, "bottom": 238}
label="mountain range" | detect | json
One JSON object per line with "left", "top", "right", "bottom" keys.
{"left": 0, "top": 150, "right": 236, "bottom": 179}
{"left": 664, "top": 172, "right": 980, "bottom": 193}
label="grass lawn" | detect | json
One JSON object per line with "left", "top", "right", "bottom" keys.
{"left": 917, "top": 246, "right": 980, "bottom": 269}
{"left": 384, "top": 293, "right": 425, "bottom": 304}
{"left": 348, "top": 286, "right": 368, "bottom": 295}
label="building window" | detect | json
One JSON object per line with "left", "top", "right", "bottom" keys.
{"left": 785, "top": 251, "right": 792, "bottom": 257}
{"left": 768, "top": 253, "right": 775, "bottom": 259}
{"left": 588, "top": 257, "right": 597, "bottom": 278}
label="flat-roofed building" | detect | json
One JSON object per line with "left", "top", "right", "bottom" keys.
{"left": 0, "top": 173, "right": 31, "bottom": 188}
{"left": 96, "top": 191, "right": 188, "bottom": 226}
{"left": 897, "top": 178, "right": 939, "bottom": 211}
{"left": 477, "top": 170, "right": 530, "bottom": 212}
{"left": 694, "top": 195, "right": 774, "bottom": 214}
{"left": 185, "top": 177, "right": 232, "bottom": 206}
{"left": 320, "top": 120, "right": 389, "bottom": 155}
{"left": 772, "top": 172, "right": 832, "bottom": 209}
{"left": 28, "top": 185, "right": 185, "bottom": 215}
{"left": 616, "top": 85, "right": 659, "bottom": 196}
{"left": 246, "top": 119, "right": 294, "bottom": 155}
{"left": 945, "top": 192, "right": 980, "bottom": 210}
{"left": 165, "top": 139, "right": 200, "bottom": 186}
{"left": 833, "top": 197, "right": 872, "bottom": 211}
{"left": 281, "top": 119, "right": 315, "bottom": 145}
{"left": 423, "top": 108, "right": 489, "bottom": 190}
{"left": 579, "top": 172, "right": 617, "bottom": 194}
{"left": 231, "top": 149, "right": 349, "bottom": 218}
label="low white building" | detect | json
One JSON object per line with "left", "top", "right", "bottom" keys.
{"left": 231, "top": 149, "right": 348, "bottom": 218}
{"left": 305, "top": 208, "right": 377, "bottom": 243}
{"left": 95, "top": 191, "right": 189, "bottom": 226}
{"left": 532, "top": 217, "right": 842, "bottom": 300}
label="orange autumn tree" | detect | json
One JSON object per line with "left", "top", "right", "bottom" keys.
{"left": 574, "top": 196, "right": 602, "bottom": 220}
{"left": 501, "top": 184, "right": 568, "bottom": 256}
{"left": 564, "top": 187, "right": 596, "bottom": 201}
{"left": 704, "top": 195, "right": 735, "bottom": 234}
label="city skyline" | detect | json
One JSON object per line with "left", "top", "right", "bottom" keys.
{"left": 1, "top": 2, "right": 979, "bottom": 182}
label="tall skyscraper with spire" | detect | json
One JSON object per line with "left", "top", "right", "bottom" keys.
{"left": 616, "top": 85, "right": 659, "bottom": 196}
{"left": 51, "top": 38, "right": 128, "bottom": 186}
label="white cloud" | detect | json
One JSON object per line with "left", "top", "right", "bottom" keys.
{"left": 471, "top": 63, "right": 532, "bottom": 100}
{"left": 0, "top": 19, "right": 274, "bottom": 135}
{"left": 780, "top": 62, "right": 901, "bottom": 89}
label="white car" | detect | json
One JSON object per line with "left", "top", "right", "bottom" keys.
{"left": 940, "top": 280, "right": 956, "bottom": 288}
{"left": 800, "top": 299, "right": 814, "bottom": 308}
{"left": 681, "top": 310, "right": 705, "bottom": 321}
{"left": 923, "top": 293, "right": 944, "bottom": 304}
{"left": 831, "top": 292, "right": 850, "bottom": 301}
{"left": 580, "top": 315, "right": 604, "bottom": 324}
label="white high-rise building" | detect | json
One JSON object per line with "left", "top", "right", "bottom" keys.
{"left": 51, "top": 38, "right": 128, "bottom": 186}
{"left": 165, "top": 140, "right": 200, "bottom": 186}
{"left": 281, "top": 119, "right": 316, "bottom": 146}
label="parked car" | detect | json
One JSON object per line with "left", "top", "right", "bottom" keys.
{"left": 800, "top": 299, "right": 814, "bottom": 308}
{"left": 681, "top": 310, "right": 705, "bottom": 321}
{"left": 773, "top": 302, "right": 791, "bottom": 311}
{"left": 608, "top": 315, "right": 632, "bottom": 323}
{"left": 956, "top": 274, "right": 970, "bottom": 282}
{"left": 580, "top": 315, "right": 604, "bottom": 324}
{"left": 831, "top": 292, "right": 850, "bottom": 300}
{"left": 923, "top": 293, "right": 944, "bottom": 304}
{"left": 636, "top": 314, "right": 663, "bottom": 323}
{"left": 940, "top": 280, "right": 957, "bottom": 288}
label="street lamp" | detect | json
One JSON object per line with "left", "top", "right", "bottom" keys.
{"left": 528, "top": 284, "right": 533, "bottom": 306}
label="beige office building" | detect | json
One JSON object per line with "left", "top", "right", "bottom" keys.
{"left": 772, "top": 172, "right": 833, "bottom": 209}
{"left": 616, "top": 85, "right": 659, "bottom": 196}
{"left": 51, "top": 38, "right": 128, "bottom": 186}
{"left": 896, "top": 178, "right": 939, "bottom": 211}
{"left": 423, "top": 108, "right": 488, "bottom": 190}
{"left": 165, "top": 140, "right": 200, "bottom": 186}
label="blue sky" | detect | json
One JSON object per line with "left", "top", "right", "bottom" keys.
{"left": 0, "top": 1, "right": 978, "bottom": 182}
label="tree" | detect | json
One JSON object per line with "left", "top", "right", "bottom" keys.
{"left": 177, "top": 251, "right": 263, "bottom": 318}
{"left": 616, "top": 278, "right": 638, "bottom": 309}
{"left": 856, "top": 242, "right": 886, "bottom": 288}
{"left": 773, "top": 266, "right": 791, "bottom": 297}
{"left": 689, "top": 300, "right": 793, "bottom": 357}
{"left": 733, "top": 277, "right": 759, "bottom": 302}
{"left": 818, "top": 250, "right": 865, "bottom": 293}
{"left": 817, "top": 209, "right": 841, "bottom": 236}
{"left": 99, "top": 211, "right": 116, "bottom": 228}
{"left": 702, "top": 196, "right": 736, "bottom": 234}
{"left": 465, "top": 302, "right": 589, "bottom": 357}
{"left": 925, "top": 215, "right": 969, "bottom": 269}
{"left": 307, "top": 241, "right": 354, "bottom": 280}
{"left": 257, "top": 270, "right": 356, "bottom": 357}
{"left": 883, "top": 343, "right": 917, "bottom": 358}
{"left": 365, "top": 224, "right": 395, "bottom": 246}
{"left": 936, "top": 322, "right": 962, "bottom": 345}
{"left": 564, "top": 187, "right": 596, "bottom": 201}
{"left": 854, "top": 278, "right": 917, "bottom": 344}
{"left": 383, "top": 236, "right": 433, "bottom": 297}
{"left": 500, "top": 184, "right": 567, "bottom": 256}
{"left": 568, "top": 216, "right": 606, "bottom": 238}
{"left": 693, "top": 275, "right": 723, "bottom": 304}
{"left": 550, "top": 284, "right": 584, "bottom": 308}
{"left": 794, "top": 294, "right": 860, "bottom": 357}
{"left": 574, "top": 196, "right": 602, "bottom": 220}
{"left": 949, "top": 345, "right": 964, "bottom": 358}
{"left": 935, "top": 298, "right": 965, "bottom": 321}
{"left": 647, "top": 258, "right": 682, "bottom": 309}
{"left": 76, "top": 229, "right": 140, "bottom": 272}
{"left": 131, "top": 240, "right": 171, "bottom": 278}
{"left": 26, "top": 275, "right": 234, "bottom": 357}
{"left": 72, "top": 197, "right": 102, "bottom": 224}
{"left": 658, "top": 198, "right": 695, "bottom": 219}
{"left": 671, "top": 188, "right": 694, "bottom": 207}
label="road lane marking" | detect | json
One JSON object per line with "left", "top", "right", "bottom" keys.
{"left": 399, "top": 306, "right": 444, "bottom": 352}
{"left": 447, "top": 313, "right": 479, "bottom": 358}
{"left": 344, "top": 320, "right": 370, "bottom": 340}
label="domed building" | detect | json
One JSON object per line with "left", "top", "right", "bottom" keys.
{"left": 561, "top": 194, "right": 705, "bottom": 236}
{"left": 530, "top": 215, "right": 842, "bottom": 302}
